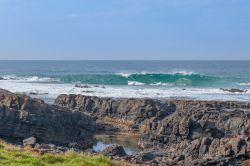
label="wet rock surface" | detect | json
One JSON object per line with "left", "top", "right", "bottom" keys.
{"left": 101, "top": 144, "right": 127, "bottom": 157}
{"left": 0, "top": 89, "right": 95, "bottom": 149}
{"left": 55, "top": 94, "right": 250, "bottom": 165}
{"left": 75, "top": 84, "right": 91, "bottom": 88}
{"left": 220, "top": 88, "right": 247, "bottom": 93}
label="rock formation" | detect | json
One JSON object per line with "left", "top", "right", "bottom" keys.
{"left": 102, "top": 144, "right": 127, "bottom": 157}
{"left": 220, "top": 88, "right": 247, "bottom": 93}
{"left": 1, "top": 89, "right": 249, "bottom": 165}
{"left": 0, "top": 89, "right": 95, "bottom": 149}
{"left": 55, "top": 94, "right": 250, "bottom": 165}
{"left": 54, "top": 94, "right": 176, "bottom": 133}
{"left": 23, "top": 137, "right": 37, "bottom": 147}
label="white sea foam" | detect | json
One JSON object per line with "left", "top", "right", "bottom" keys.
{"left": 150, "top": 82, "right": 174, "bottom": 86}
{"left": 1, "top": 79, "right": 250, "bottom": 103}
{"left": 128, "top": 81, "right": 145, "bottom": 86}
{"left": 23, "top": 76, "right": 58, "bottom": 82}
{"left": 116, "top": 72, "right": 132, "bottom": 78}
{"left": 169, "top": 70, "right": 196, "bottom": 75}
{"left": 237, "top": 82, "right": 250, "bottom": 86}
{"left": 116, "top": 70, "right": 197, "bottom": 78}
{"left": 1, "top": 75, "right": 19, "bottom": 80}
{"left": 116, "top": 71, "right": 151, "bottom": 78}
{"left": 1, "top": 75, "right": 59, "bottom": 82}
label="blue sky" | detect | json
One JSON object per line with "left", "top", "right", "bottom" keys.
{"left": 0, "top": 0, "right": 249, "bottom": 60}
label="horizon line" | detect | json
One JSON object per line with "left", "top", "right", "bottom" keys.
{"left": 0, "top": 59, "right": 250, "bottom": 61}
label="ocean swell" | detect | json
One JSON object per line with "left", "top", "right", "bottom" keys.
{"left": 1, "top": 72, "right": 219, "bottom": 87}
{"left": 122, "top": 72, "right": 216, "bottom": 86}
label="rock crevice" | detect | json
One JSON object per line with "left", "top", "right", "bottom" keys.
{"left": 55, "top": 94, "right": 250, "bottom": 165}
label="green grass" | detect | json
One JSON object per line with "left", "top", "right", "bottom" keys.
{"left": 0, "top": 141, "right": 131, "bottom": 166}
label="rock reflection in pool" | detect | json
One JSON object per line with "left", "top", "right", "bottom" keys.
{"left": 93, "top": 133, "right": 140, "bottom": 155}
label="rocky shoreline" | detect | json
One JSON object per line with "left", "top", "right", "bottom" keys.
{"left": 0, "top": 89, "right": 95, "bottom": 149}
{"left": 0, "top": 89, "right": 250, "bottom": 165}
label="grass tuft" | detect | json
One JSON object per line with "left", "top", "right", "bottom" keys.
{"left": 0, "top": 140, "right": 134, "bottom": 166}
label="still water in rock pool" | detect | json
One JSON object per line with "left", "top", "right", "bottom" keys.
{"left": 93, "top": 133, "right": 140, "bottom": 155}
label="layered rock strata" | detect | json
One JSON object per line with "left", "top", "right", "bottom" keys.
{"left": 55, "top": 94, "right": 250, "bottom": 165}
{"left": 54, "top": 94, "right": 176, "bottom": 133}
{"left": 0, "top": 89, "right": 94, "bottom": 149}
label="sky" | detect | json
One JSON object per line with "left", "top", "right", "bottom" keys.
{"left": 0, "top": 0, "right": 249, "bottom": 60}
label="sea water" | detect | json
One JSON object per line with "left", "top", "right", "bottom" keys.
{"left": 0, "top": 60, "right": 250, "bottom": 103}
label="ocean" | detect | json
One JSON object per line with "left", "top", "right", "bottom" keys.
{"left": 0, "top": 60, "right": 250, "bottom": 103}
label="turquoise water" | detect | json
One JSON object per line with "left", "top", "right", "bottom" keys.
{"left": 54, "top": 73, "right": 219, "bottom": 87}
{"left": 0, "top": 60, "right": 249, "bottom": 87}
{"left": 0, "top": 60, "right": 250, "bottom": 101}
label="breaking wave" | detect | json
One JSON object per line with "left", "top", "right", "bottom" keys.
{"left": 1, "top": 71, "right": 220, "bottom": 87}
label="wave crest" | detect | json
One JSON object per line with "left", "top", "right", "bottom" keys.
{"left": 237, "top": 82, "right": 250, "bottom": 86}
{"left": 1, "top": 75, "right": 59, "bottom": 82}
{"left": 1, "top": 72, "right": 217, "bottom": 87}
{"left": 116, "top": 70, "right": 196, "bottom": 78}
{"left": 128, "top": 81, "right": 145, "bottom": 86}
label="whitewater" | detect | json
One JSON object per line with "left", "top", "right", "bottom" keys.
{"left": 0, "top": 60, "right": 250, "bottom": 103}
{"left": 0, "top": 74, "right": 250, "bottom": 104}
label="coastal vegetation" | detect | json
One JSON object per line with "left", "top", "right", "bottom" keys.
{"left": 0, "top": 140, "right": 118, "bottom": 166}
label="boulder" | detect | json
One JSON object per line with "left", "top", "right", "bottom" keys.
{"left": 75, "top": 84, "right": 91, "bottom": 88}
{"left": 134, "top": 152, "right": 154, "bottom": 163}
{"left": 23, "top": 137, "right": 36, "bottom": 147}
{"left": 102, "top": 144, "right": 127, "bottom": 157}
{"left": 220, "top": 88, "right": 247, "bottom": 93}
{"left": 29, "top": 92, "right": 49, "bottom": 95}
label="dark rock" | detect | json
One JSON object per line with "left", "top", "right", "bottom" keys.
{"left": 53, "top": 94, "right": 250, "bottom": 165}
{"left": 54, "top": 94, "right": 176, "bottom": 133}
{"left": 81, "top": 90, "right": 94, "bottom": 93}
{"left": 29, "top": 92, "right": 49, "bottom": 95}
{"left": 23, "top": 137, "right": 36, "bottom": 147}
{"left": 0, "top": 89, "right": 95, "bottom": 149}
{"left": 75, "top": 84, "right": 91, "bottom": 88}
{"left": 0, "top": 77, "right": 6, "bottom": 80}
{"left": 130, "top": 152, "right": 155, "bottom": 164}
{"left": 102, "top": 144, "right": 127, "bottom": 157}
{"left": 220, "top": 88, "right": 247, "bottom": 93}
